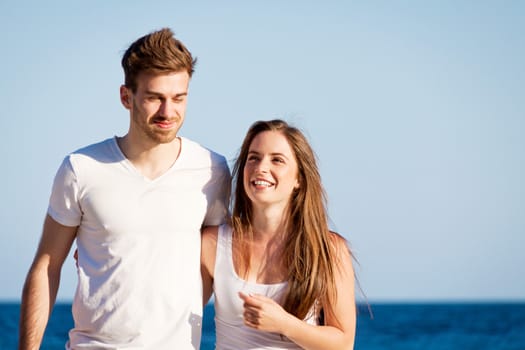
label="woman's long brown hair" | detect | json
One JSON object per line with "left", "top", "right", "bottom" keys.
{"left": 231, "top": 119, "right": 341, "bottom": 320}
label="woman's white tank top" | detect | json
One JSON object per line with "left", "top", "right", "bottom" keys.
{"left": 213, "top": 224, "right": 318, "bottom": 349}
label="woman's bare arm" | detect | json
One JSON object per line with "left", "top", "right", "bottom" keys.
{"left": 201, "top": 225, "right": 219, "bottom": 307}
{"left": 240, "top": 234, "right": 356, "bottom": 350}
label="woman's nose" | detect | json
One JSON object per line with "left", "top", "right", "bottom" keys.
{"left": 255, "top": 158, "right": 270, "bottom": 173}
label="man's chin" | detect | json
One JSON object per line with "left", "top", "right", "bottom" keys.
{"left": 148, "top": 130, "right": 179, "bottom": 144}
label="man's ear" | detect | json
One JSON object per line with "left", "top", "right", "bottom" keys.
{"left": 120, "top": 85, "right": 131, "bottom": 109}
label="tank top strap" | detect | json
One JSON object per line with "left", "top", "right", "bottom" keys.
{"left": 215, "top": 224, "right": 233, "bottom": 277}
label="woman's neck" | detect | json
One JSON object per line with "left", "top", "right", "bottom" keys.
{"left": 250, "top": 206, "right": 289, "bottom": 242}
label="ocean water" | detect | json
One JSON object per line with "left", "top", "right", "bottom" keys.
{"left": 2, "top": 302, "right": 524, "bottom": 349}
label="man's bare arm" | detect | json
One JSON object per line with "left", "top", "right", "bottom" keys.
{"left": 19, "top": 215, "right": 77, "bottom": 350}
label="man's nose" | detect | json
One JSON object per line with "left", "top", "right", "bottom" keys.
{"left": 158, "top": 100, "right": 176, "bottom": 118}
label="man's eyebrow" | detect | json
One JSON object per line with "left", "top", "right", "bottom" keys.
{"left": 144, "top": 90, "right": 188, "bottom": 97}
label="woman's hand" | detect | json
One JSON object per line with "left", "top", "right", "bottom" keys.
{"left": 239, "top": 292, "right": 293, "bottom": 333}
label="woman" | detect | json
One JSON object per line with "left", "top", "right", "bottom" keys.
{"left": 201, "top": 119, "right": 356, "bottom": 349}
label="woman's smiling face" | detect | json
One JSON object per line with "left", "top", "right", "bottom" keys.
{"left": 243, "top": 130, "right": 300, "bottom": 209}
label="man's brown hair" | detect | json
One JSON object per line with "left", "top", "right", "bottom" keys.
{"left": 121, "top": 28, "right": 196, "bottom": 92}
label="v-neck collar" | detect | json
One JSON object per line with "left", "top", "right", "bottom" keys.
{"left": 111, "top": 136, "right": 186, "bottom": 183}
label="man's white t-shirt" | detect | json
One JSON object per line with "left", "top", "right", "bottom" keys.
{"left": 48, "top": 137, "right": 230, "bottom": 349}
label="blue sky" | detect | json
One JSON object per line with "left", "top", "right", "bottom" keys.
{"left": 1, "top": 1, "right": 523, "bottom": 301}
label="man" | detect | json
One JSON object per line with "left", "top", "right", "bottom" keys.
{"left": 19, "top": 28, "right": 230, "bottom": 349}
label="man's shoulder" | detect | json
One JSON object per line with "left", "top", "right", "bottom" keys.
{"left": 72, "top": 137, "right": 115, "bottom": 153}
{"left": 180, "top": 137, "right": 228, "bottom": 168}
{"left": 68, "top": 137, "right": 120, "bottom": 164}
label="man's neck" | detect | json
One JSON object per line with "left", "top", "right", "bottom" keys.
{"left": 117, "top": 134, "right": 181, "bottom": 180}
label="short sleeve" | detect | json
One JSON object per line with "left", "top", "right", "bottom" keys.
{"left": 203, "top": 158, "right": 231, "bottom": 226}
{"left": 47, "top": 155, "right": 82, "bottom": 227}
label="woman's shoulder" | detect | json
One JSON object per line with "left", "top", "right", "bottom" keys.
{"left": 202, "top": 225, "right": 220, "bottom": 243}
{"left": 328, "top": 230, "right": 346, "bottom": 246}
{"left": 328, "top": 231, "right": 353, "bottom": 261}
{"left": 202, "top": 223, "right": 232, "bottom": 247}
{"left": 201, "top": 226, "right": 221, "bottom": 278}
